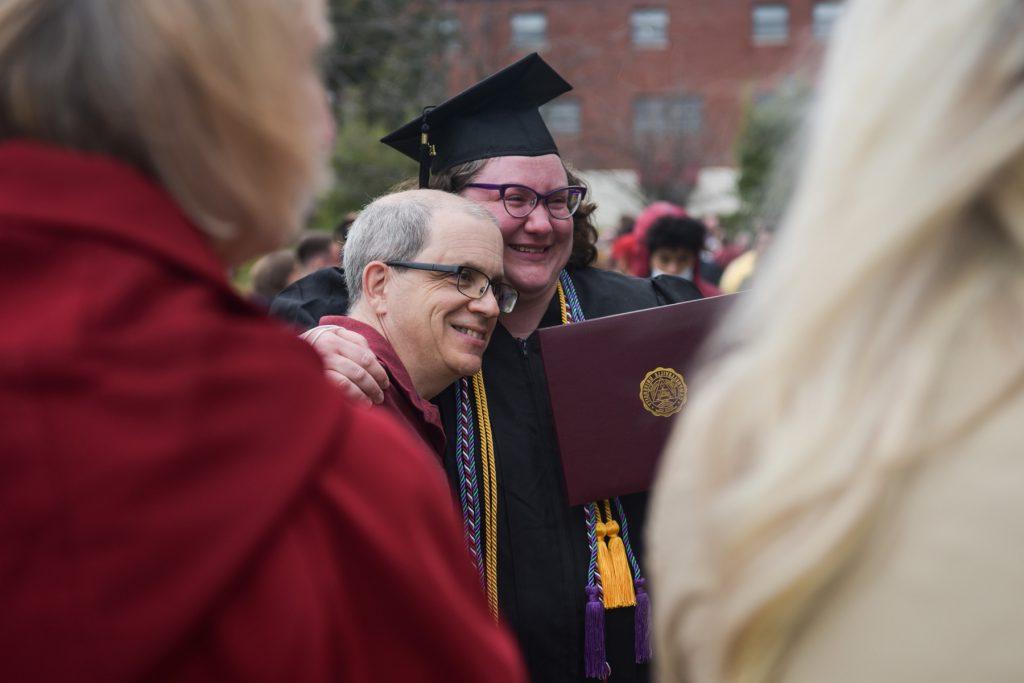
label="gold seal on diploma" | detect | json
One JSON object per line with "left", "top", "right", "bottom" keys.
{"left": 639, "top": 367, "right": 687, "bottom": 417}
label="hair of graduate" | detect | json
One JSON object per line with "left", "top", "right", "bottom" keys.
{"left": 0, "top": 0, "right": 330, "bottom": 264}
{"left": 644, "top": 215, "right": 707, "bottom": 257}
{"left": 395, "top": 156, "right": 600, "bottom": 268}
{"left": 295, "top": 231, "right": 334, "bottom": 266}
{"left": 249, "top": 249, "right": 297, "bottom": 300}
{"left": 648, "top": 2, "right": 1024, "bottom": 683}
{"left": 343, "top": 189, "right": 498, "bottom": 307}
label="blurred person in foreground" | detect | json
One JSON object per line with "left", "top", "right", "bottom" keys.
{"left": 649, "top": 1, "right": 1024, "bottom": 682}
{"left": 0, "top": 1, "right": 525, "bottom": 681}
{"left": 312, "top": 189, "right": 510, "bottom": 458}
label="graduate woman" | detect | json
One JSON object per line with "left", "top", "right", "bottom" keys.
{"left": 0, "top": 1, "right": 525, "bottom": 681}
{"left": 274, "top": 55, "right": 702, "bottom": 681}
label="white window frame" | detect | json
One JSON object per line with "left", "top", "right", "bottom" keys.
{"left": 541, "top": 100, "right": 582, "bottom": 136}
{"left": 631, "top": 8, "right": 669, "bottom": 49}
{"left": 812, "top": 1, "right": 844, "bottom": 41}
{"left": 633, "top": 95, "right": 703, "bottom": 136}
{"left": 510, "top": 11, "right": 548, "bottom": 49}
{"left": 752, "top": 4, "right": 790, "bottom": 46}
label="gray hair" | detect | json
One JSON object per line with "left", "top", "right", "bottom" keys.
{"left": 343, "top": 189, "right": 497, "bottom": 306}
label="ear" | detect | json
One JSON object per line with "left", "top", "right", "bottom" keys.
{"left": 361, "top": 261, "right": 391, "bottom": 315}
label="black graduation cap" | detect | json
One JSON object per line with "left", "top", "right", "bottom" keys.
{"left": 381, "top": 53, "right": 572, "bottom": 188}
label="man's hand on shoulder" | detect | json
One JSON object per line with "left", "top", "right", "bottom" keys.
{"left": 301, "top": 326, "right": 389, "bottom": 406}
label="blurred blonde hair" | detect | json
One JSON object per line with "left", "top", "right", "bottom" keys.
{"left": 0, "top": 0, "right": 331, "bottom": 263}
{"left": 649, "top": 1, "right": 1024, "bottom": 681}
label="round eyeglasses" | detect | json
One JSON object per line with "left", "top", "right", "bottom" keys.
{"left": 464, "top": 183, "right": 587, "bottom": 220}
{"left": 384, "top": 261, "right": 519, "bottom": 314}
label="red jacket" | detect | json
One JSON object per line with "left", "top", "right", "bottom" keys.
{"left": 0, "top": 142, "right": 526, "bottom": 682}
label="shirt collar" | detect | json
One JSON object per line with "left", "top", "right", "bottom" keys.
{"left": 318, "top": 315, "right": 442, "bottom": 418}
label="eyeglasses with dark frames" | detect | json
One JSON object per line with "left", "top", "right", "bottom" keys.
{"left": 385, "top": 261, "right": 519, "bottom": 314}
{"left": 463, "top": 183, "right": 587, "bottom": 220}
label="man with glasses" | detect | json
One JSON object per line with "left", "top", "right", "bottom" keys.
{"left": 309, "top": 189, "right": 510, "bottom": 458}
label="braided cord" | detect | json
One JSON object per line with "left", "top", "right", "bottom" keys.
{"left": 455, "top": 377, "right": 484, "bottom": 587}
{"left": 472, "top": 371, "right": 500, "bottom": 619}
{"left": 584, "top": 502, "right": 604, "bottom": 596}
{"left": 614, "top": 497, "right": 644, "bottom": 581}
{"left": 569, "top": 272, "right": 606, "bottom": 611}
{"left": 558, "top": 270, "right": 585, "bottom": 323}
{"left": 557, "top": 278, "right": 570, "bottom": 324}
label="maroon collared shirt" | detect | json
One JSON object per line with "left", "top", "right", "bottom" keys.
{"left": 319, "top": 316, "right": 446, "bottom": 460}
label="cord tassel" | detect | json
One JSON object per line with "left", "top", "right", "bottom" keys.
{"left": 634, "top": 578, "right": 652, "bottom": 663}
{"left": 584, "top": 586, "right": 610, "bottom": 679}
{"left": 604, "top": 520, "right": 637, "bottom": 607}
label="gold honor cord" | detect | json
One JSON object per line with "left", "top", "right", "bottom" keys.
{"left": 472, "top": 370, "right": 500, "bottom": 619}
{"left": 557, "top": 281, "right": 570, "bottom": 325}
{"left": 470, "top": 282, "right": 571, "bottom": 621}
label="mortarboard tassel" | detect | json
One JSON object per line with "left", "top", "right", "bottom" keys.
{"left": 418, "top": 106, "right": 436, "bottom": 189}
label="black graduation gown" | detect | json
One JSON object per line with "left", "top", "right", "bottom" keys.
{"left": 271, "top": 266, "right": 701, "bottom": 682}
{"left": 269, "top": 266, "right": 350, "bottom": 328}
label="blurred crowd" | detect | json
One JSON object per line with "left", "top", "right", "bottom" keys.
{"left": 250, "top": 205, "right": 777, "bottom": 309}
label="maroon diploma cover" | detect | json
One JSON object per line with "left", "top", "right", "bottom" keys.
{"left": 538, "top": 293, "right": 739, "bottom": 505}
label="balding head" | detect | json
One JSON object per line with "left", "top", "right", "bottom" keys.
{"left": 345, "top": 189, "right": 507, "bottom": 398}
{"left": 343, "top": 189, "right": 497, "bottom": 306}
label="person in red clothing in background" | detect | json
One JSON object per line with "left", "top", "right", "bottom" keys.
{"left": 0, "top": 1, "right": 526, "bottom": 682}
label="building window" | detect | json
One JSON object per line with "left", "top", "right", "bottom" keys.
{"left": 438, "top": 15, "right": 461, "bottom": 52}
{"left": 511, "top": 12, "right": 547, "bottom": 49}
{"left": 812, "top": 1, "right": 844, "bottom": 41}
{"left": 752, "top": 4, "right": 789, "bottom": 45}
{"left": 541, "top": 100, "right": 581, "bottom": 136}
{"left": 631, "top": 8, "right": 669, "bottom": 49}
{"left": 633, "top": 96, "right": 703, "bottom": 136}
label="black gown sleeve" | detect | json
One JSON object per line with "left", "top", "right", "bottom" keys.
{"left": 268, "top": 267, "right": 350, "bottom": 331}
{"left": 650, "top": 273, "right": 703, "bottom": 305}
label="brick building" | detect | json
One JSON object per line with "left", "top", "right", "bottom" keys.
{"left": 440, "top": 1, "right": 843, "bottom": 220}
